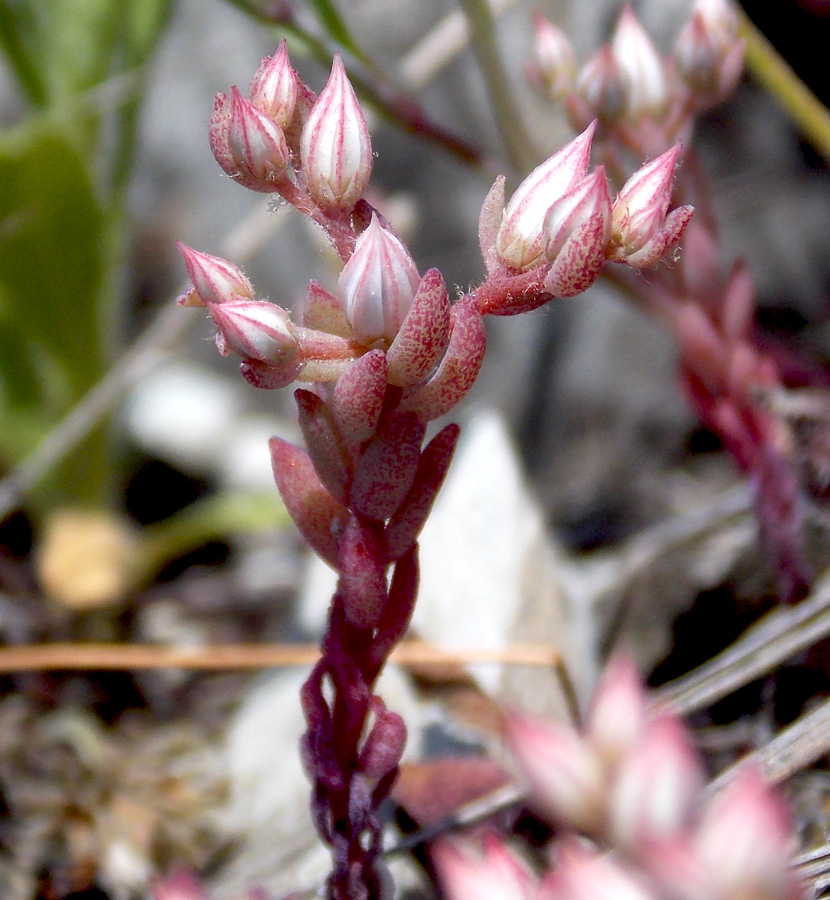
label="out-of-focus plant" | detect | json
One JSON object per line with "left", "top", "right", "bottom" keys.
{"left": 436, "top": 655, "right": 804, "bottom": 900}
{"left": 527, "top": 0, "right": 830, "bottom": 602}
{"left": 0, "top": 1, "right": 172, "bottom": 512}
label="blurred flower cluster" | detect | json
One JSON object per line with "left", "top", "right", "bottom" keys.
{"left": 437, "top": 657, "right": 804, "bottom": 900}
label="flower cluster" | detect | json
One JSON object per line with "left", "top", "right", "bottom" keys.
{"left": 473, "top": 124, "right": 692, "bottom": 317}
{"left": 209, "top": 44, "right": 370, "bottom": 215}
{"left": 529, "top": 0, "right": 743, "bottom": 147}
{"left": 526, "top": 0, "right": 825, "bottom": 601}
{"left": 436, "top": 657, "right": 803, "bottom": 900}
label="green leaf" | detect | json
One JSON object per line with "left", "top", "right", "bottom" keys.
{"left": 302, "top": 0, "right": 366, "bottom": 66}
{"left": 0, "top": 119, "right": 107, "bottom": 496}
{"left": 0, "top": 1, "right": 47, "bottom": 106}
{"left": 120, "top": 0, "right": 174, "bottom": 66}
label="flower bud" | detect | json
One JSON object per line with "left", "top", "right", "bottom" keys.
{"left": 696, "top": 767, "right": 803, "bottom": 900}
{"left": 610, "top": 144, "right": 694, "bottom": 267}
{"left": 338, "top": 213, "right": 421, "bottom": 347}
{"left": 542, "top": 166, "right": 611, "bottom": 297}
{"left": 609, "top": 712, "right": 705, "bottom": 853}
{"left": 531, "top": 13, "right": 576, "bottom": 101}
{"left": 693, "top": 0, "right": 741, "bottom": 54}
{"left": 505, "top": 712, "right": 607, "bottom": 834}
{"left": 674, "top": 0, "right": 744, "bottom": 104}
{"left": 209, "top": 87, "right": 290, "bottom": 191}
{"left": 611, "top": 5, "right": 668, "bottom": 121}
{"left": 575, "top": 46, "right": 627, "bottom": 123}
{"left": 542, "top": 842, "right": 658, "bottom": 900}
{"left": 433, "top": 837, "right": 536, "bottom": 900}
{"left": 248, "top": 39, "right": 298, "bottom": 128}
{"left": 495, "top": 121, "right": 596, "bottom": 271}
{"left": 585, "top": 652, "right": 648, "bottom": 770}
{"left": 300, "top": 54, "right": 373, "bottom": 211}
{"left": 176, "top": 242, "right": 255, "bottom": 307}
{"left": 207, "top": 299, "right": 300, "bottom": 365}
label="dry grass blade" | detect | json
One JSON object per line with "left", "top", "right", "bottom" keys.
{"left": 0, "top": 641, "right": 560, "bottom": 672}
{"left": 654, "top": 567, "right": 830, "bottom": 717}
{"left": 707, "top": 694, "right": 830, "bottom": 792}
{"left": 795, "top": 844, "right": 830, "bottom": 896}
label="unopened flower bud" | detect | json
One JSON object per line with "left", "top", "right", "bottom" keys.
{"left": 209, "top": 88, "right": 290, "bottom": 191}
{"left": 228, "top": 87, "right": 290, "bottom": 179}
{"left": 300, "top": 54, "right": 373, "bottom": 211}
{"left": 543, "top": 842, "right": 658, "bottom": 900}
{"left": 612, "top": 5, "right": 668, "bottom": 121}
{"left": 674, "top": 0, "right": 744, "bottom": 103}
{"left": 576, "top": 46, "right": 627, "bottom": 123}
{"left": 543, "top": 166, "right": 611, "bottom": 296}
{"left": 532, "top": 13, "right": 576, "bottom": 100}
{"left": 495, "top": 122, "right": 596, "bottom": 271}
{"left": 585, "top": 652, "right": 648, "bottom": 770}
{"left": 176, "top": 242, "right": 255, "bottom": 307}
{"left": 433, "top": 837, "right": 535, "bottom": 900}
{"left": 696, "top": 767, "right": 803, "bottom": 900}
{"left": 610, "top": 144, "right": 693, "bottom": 267}
{"left": 208, "top": 299, "right": 300, "bottom": 365}
{"left": 248, "top": 39, "right": 298, "bottom": 128}
{"left": 505, "top": 712, "right": 607, "bottom": 834}
{"left": 693, "top": 0, "right": 741, "bottom": 54}
{"left": 338, "top": 214, "right": 420, "bottom": 347}
{"left": 609, "top": 712, "right": 705, "bottom": 853}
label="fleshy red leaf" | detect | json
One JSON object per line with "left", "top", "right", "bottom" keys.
{"left": 331, "top": 349, "right": 388, "bottom": 443}
{"left": 384, "top": 423, "right": 460, "bottom": 560}
{"left": 350, "top": 411, "right": 426, "bottom": 520}
{"left": 268, "top": 437, "right": 348, "bottom": 566}
{"left": 402, "top": 298, "right": 486, "bottom": 421}
{"left": 386, "top": 268, "right": 452, "bottom": 388}
{"left": 295, "top": 388, "right": 355, "bottom": 506}
{"left": 336, "top": 514, "right": 388, "bottom": 628}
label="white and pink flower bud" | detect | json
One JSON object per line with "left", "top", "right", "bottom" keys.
{"left": 611, "top": 5, "right": 668, "bottom": 121}
{"left": 695, "top": 767, "right": 803, "bottom": 900}
{"left": 674, "top": 0, "right": 744, "bottom": 103}
{"left": 542, "top": 166, "right": 612, "bottom": 297}
{"left": 208, "top": 299, "right": 300, "bottom": 365}
{"left": 338, "top": 214, "right": 421, "bottom": 347}
{"left": 542, "top": 841, "right": 658, "bottom": 900}
{"left": 505, "top": 712, "right": 607, "bottom": 834}
{"left": 575, "top": 46, "right": 627, "bottom": 123}
{"left": 176, "top": 242, "right": 255, "bottom": 307}
{"left": 532, "top": 13, "right": 576, "bottom": 101}
{"left": 610, "top": 144, "right": 694, "bottom": 268}
{"left": 300, "top": 54, "right": 373, "bottom": 211}
{"left": 209, "top": 87, "right": 290, "bottom": 191}
{"left": 585, "top": 652, "right": 648, "bottom": 770}
{"left": 495, "top": 122, "right": 596, "bottom": 271}
{"left": 248, "top": 39, "right": 299, "bottom": 128}
{"left": 433, "top": 837, "right": 536, "bottom": 900}
{"left": 608, "top": 712, "right": 705, "bottom": 853}
{"left": 693, "top": 0, "right": 741, "bottom": 55}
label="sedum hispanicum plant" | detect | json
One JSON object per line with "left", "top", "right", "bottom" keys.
{"left": 175, "top": 1, "right": 808, "bottom": 898}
